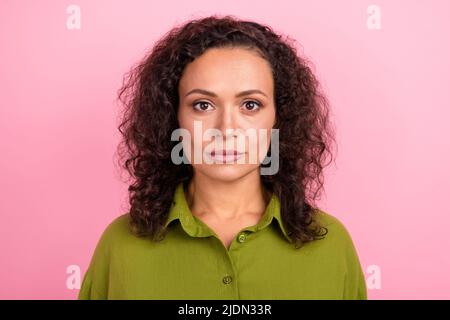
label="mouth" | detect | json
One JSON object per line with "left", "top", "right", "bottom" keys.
{"left": 208, "top": 150, "right": 245, "bottom": 163}
{"left": 209, "top": 150, "right": 244, "bottom": 157}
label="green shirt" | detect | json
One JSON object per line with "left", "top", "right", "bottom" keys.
{"left": 78, "top": 182, "right": 367, "bottom": 300}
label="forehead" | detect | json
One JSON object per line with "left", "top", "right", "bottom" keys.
{"left": 178, "top": 47, "right": 274, "bottom": 94}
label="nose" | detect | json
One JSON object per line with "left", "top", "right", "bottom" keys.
{"left": 216, "top": 104, "right": 239, "bottom": 140}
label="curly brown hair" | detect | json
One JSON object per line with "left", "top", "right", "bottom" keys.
{"left": 116, "top": 14, "right": 336, "bottom": 249}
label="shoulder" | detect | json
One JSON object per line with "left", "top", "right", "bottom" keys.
{"left": 100, "top": 213, "right": 132, "bottom": 241}
{"left": 308, "top": 209, "right": 362, "bottom": 259}
{"left": 314, "top": 209, "right": 355, "bottom": 243}
{"left": 312, "top": 209, "right": 367, "bottom": 299}
{"left": 93, "top": 213, "right": 137, "bottom": 252}
{"left": 78, "top": 214, "right": 131, "bottom": 299}
{"left": 84, "top": 213, "right": 138, "bottom": 264}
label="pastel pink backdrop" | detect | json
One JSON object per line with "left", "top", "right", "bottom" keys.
{"left": 1, "top": 0, "right": 449, "bottom": 299}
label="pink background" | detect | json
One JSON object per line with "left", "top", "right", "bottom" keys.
{"left": 1, "top": 0, "right": 449, "bottom": 299}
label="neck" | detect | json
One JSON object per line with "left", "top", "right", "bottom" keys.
{"left": 185, "top": 171, "right": 270, "bottom": 221}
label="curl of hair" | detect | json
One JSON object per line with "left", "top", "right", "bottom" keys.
{"left": 116, "top": 14, "right": 336, "bottom": 249}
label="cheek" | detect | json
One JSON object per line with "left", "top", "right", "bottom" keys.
{"left": 177, "top": 119, "right": 214, "bottom": 164}
{"left": 176, "top": 111, "right": 194, "bottom": 160}
{"left": 177, "top": 107, "right": 189, "bottom": 129}
{"left": 177, "top": 109, "right": 196, "bottom": 142}
{"left": 253, "top": 110, "right": 276, "bottom": 158}
{"left": 252, "top": 110, "right": 276, "bottom": 138}
{"left": 265, "top": 106, "right": 277, "bottom": 127}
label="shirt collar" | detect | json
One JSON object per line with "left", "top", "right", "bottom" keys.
{"left": 164, "top": 182, "right": 292, "bottom": 243}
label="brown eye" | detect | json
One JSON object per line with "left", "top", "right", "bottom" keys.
{"left": 192, "top": 101, "right": 214, "bottom": 112}
{"left": 242, "top": 100, "right": 261, "bottom": 112}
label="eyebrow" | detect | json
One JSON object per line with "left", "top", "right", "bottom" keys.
{"left": 184, "top": 88, "right": 267, "bottom": 98}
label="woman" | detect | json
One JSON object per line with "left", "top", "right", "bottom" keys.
{"left": 78, "top": 15, "right": 367, "bottom": 300}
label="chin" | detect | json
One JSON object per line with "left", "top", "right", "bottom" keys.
{"left": 195, "top": 164, "right": 258, "bottom": 182}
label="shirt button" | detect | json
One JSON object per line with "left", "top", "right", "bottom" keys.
{"left": 222, "top": 275, "right": 233, "bottom": 284}
{"left": 237, "top": 232, "right": 246, "bottom": 243}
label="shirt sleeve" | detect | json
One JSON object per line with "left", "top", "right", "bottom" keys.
{"left": 341, "top": 226, "right": 368, "bottom": 300}
{"left": 318, "top": 211, "right": 368, "bottom": 300}
{"left": 78, "top": 257, "right": 109, "bottom": 300}
{"left": 78, "top": 267, "right": 94, "bottom": 299}
{"left": 77, "top": 218, "right": 119, "bottom": 300}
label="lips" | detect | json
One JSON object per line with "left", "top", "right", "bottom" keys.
{"left": 209, "top": 150, "right": 244, "bottom": 156}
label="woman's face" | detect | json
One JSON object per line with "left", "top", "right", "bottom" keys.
{"left": 177, "top": 47, "right": 276, "bottom": 182}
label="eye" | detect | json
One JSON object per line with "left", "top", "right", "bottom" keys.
{"left": 192, "top": 101, "right": 214, "bottom": 112}
{"left": 242, "top": 100, "right": 262, "bottom": 112}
